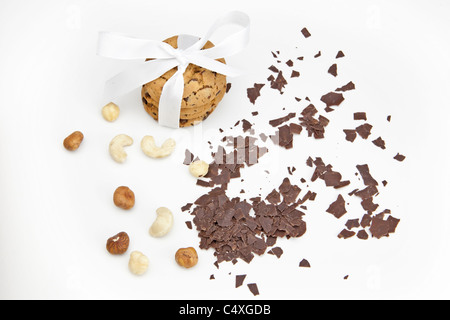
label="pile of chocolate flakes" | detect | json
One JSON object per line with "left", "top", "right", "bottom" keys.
{"left": 181, "top": 27, "right": 405, "bottom": 296}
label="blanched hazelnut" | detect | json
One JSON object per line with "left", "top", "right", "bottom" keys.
{"left": 102, "top": 102, "right": 120, "bottom": 122}
{"left": 175, "top": 247, "right": 198, "bottom": 268}
{"left": 63, "top": 131, "right": 84, "bottom": 151}
{"left": 113, "top": 186, "right": 135, "bottom": 210}
{"left": 189, "top": 160, "right": 209, "bottom": 178}
{"left": 106, "top": 231, "right": 129, "bottom": 255}
{"left": 128, "top": 251, "right": 149, "bottom": 275}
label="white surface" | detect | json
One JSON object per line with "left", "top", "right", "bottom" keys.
{"left": 1, "top": 0, "right": 450, "bottom": 300}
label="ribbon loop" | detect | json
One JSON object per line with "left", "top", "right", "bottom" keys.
{"left": 97, "top": 11, "right": 250, "bottom": 128}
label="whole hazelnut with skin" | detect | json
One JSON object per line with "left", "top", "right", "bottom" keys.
{"left": 175, "top": 247, "right": 198, "bottom": 268}
{"left": 113, "top": 186, "right": 135, "bottom": 210}
{"left": 106, "top": 232, "right": 129, "bottom": 255}
{"left": 63, "top": 131, "right": 84, "bottom": 151}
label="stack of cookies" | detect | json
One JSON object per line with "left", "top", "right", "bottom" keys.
{"left": 141, "top": 36, "right": 227, "bottom": 127}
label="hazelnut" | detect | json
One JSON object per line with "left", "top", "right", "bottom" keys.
{"left": 175, "top": 247, "right": 198, "bottom": 268}
{"left": 188, "top": 160, "right": 209, "bottom": 178}
{"left": 106, "top": 231, "right": 129, "bottom": 255}
{"left": 102, "top": 102, "right": 120, "bottom": 122}
{"left": 113, "top": 186, "right": 135, "bottom": 210}
{"left": 128, "top": 251, "right": 149, "bottom": 275}
{"left": 63, "top": 131, "right": 84, "bottom": 151}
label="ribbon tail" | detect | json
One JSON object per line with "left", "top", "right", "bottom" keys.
{"left": 158, "top": 65, "right": 187, "bottom": 128}
{"left": 103, "top": 59, "right": 179, "bottom": 101}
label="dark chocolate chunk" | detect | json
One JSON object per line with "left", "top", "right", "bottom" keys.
{"left": 183, "top": 149, "right": 194, "bottom": 165}
{"left": 355, "top": 123, "right": 373, "bottom": 139}
{"left": 247, "top": 83, "right": 265, "bottom": 104}
{"left": 357, "top": 229, "right": 369, "bottom": 240}
{"left": 336, "top": 51, "right": 345, "bottom": 58}
{"left": 372, "top": 137, "right": 386, "bottom": 149}
{"left": 369, "top": 217, "right": 391, "bottom": 239}
{"left": 299, "top": 259, "right": 310, "bottom": 268}
{"left": 344, "top": 129, "right": 357, "bottom": 142}
{"left": 185, "top": 221, "right": 192, "bottom": 229}
{"left": 328, "top": 63, "right": 338, "bottom": 77}
{"left": 356, "top": 164, "right": 378, "bottom": 186}
{"left": 269, "top": 71, "right": 288, "bottom": 94}
{"left": 269, "top": 112, "right": 296, "bottom": 127}
{"left": 336, "top": 81, "right": 355, "bottom": 92}
{"left": 268, "top": 65, "right": 279, "bottom": 73}
{"left": 345, "top": 219, "right": 360, "bottom": 230}
{"left": 314, "top": 51, "right": 321, "bottom": 58}
{"left": 291, "top": 70, "right": 300, "bottom": 78}
{"left": 236, "top": 274, "right": 246, "bottom": 288}
{"left": 326, "top": 194, "right": 347, "bottom": 219}
{"left": 320, "top": 92, "right": 345, "bottom": 108}
{"left": 338, "top": 229, "right": 356, "bottom": 239}
{"left": 268, "top": 247, "right": 283, "bottom": 258}
{"left": 241, "top": 119, "right": 252, "bottom": 132}
{"left": 247, "top": 283, "right": 259, "bottom": 296}
{"left": 286, "top": 59, "right": 293, "bottom": 67}
{"left": 394, "top": 153, "right": 406, "bottom": 162}
{"left": 301, "top": 27, "right": 311, "bottom": 38}
{"left": 353, "top": 112, "right": 367, "bottom": 121}
{"left": 226, "top": 83, "right": 232, "bottom": 93}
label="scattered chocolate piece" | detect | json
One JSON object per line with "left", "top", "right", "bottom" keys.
{"left": 269, "top": 71, "right": 288, "bottom": 94}
{"left": 185, "top": 221, "right": 192, "bottom": 229}
{"left": 356, "top": 164, "right": 378, "bottom": 186}
{"left": 343, "top": 129, "right": 357, "bottom": 142}
{"left": 320, "top": 92, "right": 345, "bottom": 108}
{"left": 247, "top": 83, "right": 265, "bottom": 104}
{"left": 343, "top": 275, "right": 349, "bottom": 280}
{"left": 372, "top": 137, "right": 386, "bottom": 150}
{"left": 210, "top": 274, "right": 215, "bottom": 280}
{"left": 268, "top": 65, "right": 279, "bottom": 73}
{"left": 328, "top": 63, "right": 338, "bottom": 77}
{"left": 242, "top": 119, "right": 252, "bottom": 132}
{"left": 181, "top": 203, "right": 193, "bottom": 212}
{"left": 226, "top": 83, "right": 232, "bottom": 93}
{"left": 387, "top": 115, "right": 391, "bottom": 122}
{"left": 301, "top": 27, "right": 311, "bottom": 38}
{"left": 336, "top": 51, "right": 345, "bottom": 58}
{"left": 394, "top": 153, "right": 406, "bottom": 162}
{"left": 269, "top": 112, "right": 296, "bottom": 127}
{"left": 314, "top": 51, "right": 321, "bottom": 58}
{"left": 297, "top": 56, "right": 304, "bottom": 60}
{"left": 236, "top": 274, "right": 246, "bottom": 288}
{"left": 336, "top": 81, "right": 355, "bottom": 92}
{"left": 369, "top": 216, "right": 391, "bottom": 239}
{"left": 268, "top": 247, "right": 283, "bottom": 258}
{"left": 345, "top": 219, "right": 360, "bottom": 230}
{"left": 357, "top": 229, "right": 369, "bottom": 240}
{"left": 299, "top": 259, "right": 310, "bottom": 268}
{"left": 353, "top": 112, "right": 367, "bottom": 121}
{"left": 326, "top": 194, "right": 347, "bottom": 219}
{"left": 291, "top": 70, "right": 300, "bottom": 78}
{"left": 355, "top": 123, "right": 373, "bottom": 139}
{"left": 286, "top": 59, "right": 294, "bottom": 67}
{"left": 247, "top": 283, "right": 259, "bottom": 296}
{"left": 382, "top": 180, "right": 388, "bottom": 186}
{"left": 338, "top": 229, "right": 356, "bottom": 239}
{"left": 183, "top": 149, "right": 194, "bottom": 165}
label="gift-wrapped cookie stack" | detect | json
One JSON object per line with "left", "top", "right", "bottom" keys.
{"left": 97, "top": 11, "right": 249, "bottom": 128}
{"left": 141, "top": 36, "right": 227, "bottom": 127}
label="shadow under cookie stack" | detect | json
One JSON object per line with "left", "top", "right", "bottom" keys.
{"left": 141, "top": 36, "right": 227, "bottom": 127}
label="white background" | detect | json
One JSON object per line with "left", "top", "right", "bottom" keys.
{"left": 1, "top": 0, "right": 450, "bottom": 300}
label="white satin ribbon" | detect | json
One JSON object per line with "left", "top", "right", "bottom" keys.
{"left": 97, "top": 11, "right": 250, "bottom": 128}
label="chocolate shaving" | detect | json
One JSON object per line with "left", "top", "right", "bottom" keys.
{"left": 320, "top": 92, "right": 345, "bottom": 108}
{"left": 372, "top": 137, "right": 386, "bottom": 149}
{"left": 355, "top": 123, "right": 373, "bottom": 139}
{"left": 301, "top": 27, "right": 311, "bottom": 38}
{"left": 353, "top": 112, "right": 367, "bottom": 121}
{"left": 269, "top": 71, "right": 288, "bottom": 94}
{"left": 328, "top": 63, "right": 338, "bottom": 77}
{"left": 394, "top": 153, "right": 406, "bottom": 162}
{"left": 269, "top": 112, "right": 296, "bottom": 127}
{"left": 336, "top": 81, "right": 355, "bottom": 92}
{"left": 356, "top": 164, "right": 378, "bottom": 186}
{"left": 326, "top": 194, "right": 347, "bottom": 219}
{"left": 344, "top": 129, "right": 357, "bottom": 142}
{"left": 247, "top": 83, "right": 265, "bottom": 104}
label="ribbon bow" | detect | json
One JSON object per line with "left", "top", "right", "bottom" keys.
{"left": 97, "top": 11, "right": 250, "bottom": 128}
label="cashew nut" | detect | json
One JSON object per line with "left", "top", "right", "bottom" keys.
{"left": 141, "top": 136, "right": 176, "bottom": 158}
{"left": 102, "top": 102, "right": 120, "bottom": 122}
{"left": 128, "top": 251, "right": 149, "bottom": 275}
{"left": 109, "top": 134, "right": 133, "bottom": 163}
{"left": 149, "top": 207, "right": 173, "bottom": 237}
